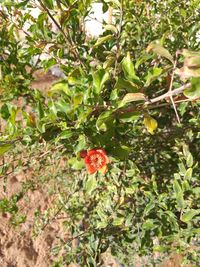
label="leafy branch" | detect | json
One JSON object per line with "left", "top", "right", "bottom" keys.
{"left": 37, "top": 0, "right": 87, "bottom": 69}
{"left": 114, "top": 0, "right": 124, "bottom": 76}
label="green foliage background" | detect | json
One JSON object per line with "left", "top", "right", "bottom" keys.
{"left": 0, "top": 0, "right": 200, "bottom": 266}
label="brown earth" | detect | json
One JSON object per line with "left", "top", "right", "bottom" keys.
{"left": 0, "top": 175, "right": 64, "bottom": 267}
{"left": 0, "top": 72, "right": 194, "bottom": 267}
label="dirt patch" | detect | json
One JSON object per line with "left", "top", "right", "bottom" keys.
{"left": 30, "top": 70, "right": 59, "bottom": 92}
{"left": 0, "top": 172, "right": 66, "bottom": 267}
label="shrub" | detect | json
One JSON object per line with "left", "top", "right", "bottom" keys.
{"left": 0, "top": 0, "right": 200, "bottom": 266}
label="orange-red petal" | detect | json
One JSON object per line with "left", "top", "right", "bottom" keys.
{"left": 86, "top": 164, "right": 97, "bottom": 174}
{"left": 99, "top": 165, "right": 108, "bottom": 174}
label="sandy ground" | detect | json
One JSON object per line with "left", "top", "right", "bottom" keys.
{"left": 0, "top": 165, "right": 68, "bottom": 267}
{"left": 0, "top": 72, "right": 193, "bottom": 267}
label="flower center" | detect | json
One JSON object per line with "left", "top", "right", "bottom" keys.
{"left": 89, "top": 153, "right": 105, "bottom": 168}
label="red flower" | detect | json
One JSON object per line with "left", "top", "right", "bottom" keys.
{"left": 81, "top": 148, "right": 109, "bottom": 175}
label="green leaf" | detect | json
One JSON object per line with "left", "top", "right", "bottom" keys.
{"left": 85, "top": 175, "right": 98, "bottom": 194}
{"left": 36, "top": 121, "right": 46, "bottom": 133}
{"left": 143, "top": 219, "right": 155, "bottom": 230}
{"left": 104, "top": 0, "right": 120, "bottom": 7}
{"left": 173, "top": 179, "right": 182, "bottom": 195}
{"left": 43, "top": 0, "right": 54, "bottom": 9}
{"left": 144, "top": 201, "right": 155, "bottom": 216}
{"left": 58, "top": 130, "right": 73, "bottom": 140}
{"left": 74, "top": 135, "right": 86, "bottom": 154}
{"left": 121, "top": 52, "right": 139, "bottom": 82}
{"left": 68, "top": 157, "right": 84, "bottom": 170}
{"left": 0, "top": 143, "right": 13, "bottom": 156}
{"left": 146, "top": 43, "right": 174, "bottom": 63}
{"left": 15, "top": 0, "right": 29, "bottom": 8}
{"left": 176, "top": 193, "right": 185, "bottom": 210}
{"left": 153, "top": 245, "right": 168, "bottom": 253}
{"left": 96, "top": 208, "right": 107, "bottom": 221}
{"left": 94, "top": 34, "right": 113, "bottom": 47}
{"left": 104, "top": 24, "right": 118, "bottom": 34}
{"left": 92, "top": 69, "right": 109, "bottom": 95}
{"left": 193, "top": 187, "right": 200, "bottom": 195}
{"left": 135, "top": 53, "right": 152, "bottom": 70}
{"left": 96, "top": 110, "right": 113, "bottom": 131}
{"left": 178, "top": 162, "right": 187, "bottom": 175}
{"left": 37, "top": 101, "right": 45, "bottom": 119}
{"left": 115, "top": 78, "right": 139, "bottom": 92}
{"left": 49, "top": 81, "right": 71, "bottom": 96}
{"left": 145, "top": 67, "right": 163, "bottom": 87}
{"left": 73, "top": 93, "right": 83, "bottom": 107}
{"left": 122, "top": 93, "right": 146, "bottom": 104}
{"left": 181, "top": 209, "right": 200, "bottom": 223}
{"left": 184, "top": 168, "right": 193, "bottom": 180}
{"left": 110, "top": 88, "right": 118, "bottom": 100}
{"left": 118, "top": 111, "right": 141, "bottom": 123}
{"left": 110, "top": 145, "right": 131, "bottom": 160}
{"left": 1, "top": 103, "right": 10, "bottom": 120}
{"left": 186, "top": 153, "right": 193, "bottom": 167}
{"left": 42, "top": 58, "right": 57, "bottom": 70}
{"left": 143, "top": 115, "right": 158, "bottom": 135}
{"left": 37, "top": 12, "right": 47, "bottom": 31}
{"left": 68, "top": 68, "right": 83, "bottom": 85}
{"left": 182, "top": 143, "right": 190, "bottom": 158}
{"left": 75, "top": 107, "right": 93, "bottom": 127}
{"left": 112, "top": 217, "right": 124, "bottom": 226}
{"left": 56, "top": 100, "right": 71, "bottom": 114}
{"left": 184, "top": 78, "right": 200, "bottom": 98}
{"left": 173, "top": 180, "right": 184, "bottom": 210}
{"left": 182, "top": 180, "right": 190, "bottom": 191}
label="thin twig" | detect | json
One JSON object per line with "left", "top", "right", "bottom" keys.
{"left": 87, "top": 15, "right": 103, "bottom": 24}
{"left": 38, "top": 144, "right": 64, "bottom": 159}
{"left": 41, "top": 205, "right": 63, "bottom": 231}
{"left": 114, "top": 0, "right": 124, "bottom": 76}
{"left": 147, "top": 97, "right": 197, "bottom": 110}
{"left": 168, "top": 52, "right": 180, "bottom": 123}
{"left": 37, "top": 0, "right": 86, "bottom": 69}
{"left": 65, "top": 231, "right": 88, "bottom": 244}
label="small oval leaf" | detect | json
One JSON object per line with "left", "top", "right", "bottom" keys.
{"left": 122, "top": 93, "right": 146, "bottom": 103}
{"left": 143, "top": 115, "right": 158, "bottom": 135}
{"left": 94, "top": 34, "right": 113, "bottom": 47}
{"left": 146, "top": 43, "right": 174, "bottom": 64}
{"left": 181, "top": 209, "right": 200, "bottom": 223}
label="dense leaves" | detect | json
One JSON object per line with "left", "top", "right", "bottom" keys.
{"left": 0, "top": 0, "right": 200, "bottom": 266}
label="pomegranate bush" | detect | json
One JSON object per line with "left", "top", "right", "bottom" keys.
{"left": 0, "top": 0, "right": 200, "bottom": 266}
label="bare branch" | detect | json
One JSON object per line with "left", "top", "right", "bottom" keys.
{"left": 117, "top": 83, "right": 192, "bottom": 115}
{"left": 145, "top": 83, "right": 191, "bottom": 105}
